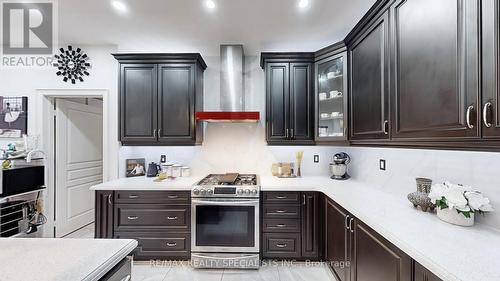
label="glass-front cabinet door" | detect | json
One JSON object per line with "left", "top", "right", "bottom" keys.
{"left": 315, "top": 52, "right": 348, "bottom": 141}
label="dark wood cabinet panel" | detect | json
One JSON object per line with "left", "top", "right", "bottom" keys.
{"left": 349, "top": 12, "right": 390, "bottom": 140}
{"left": 481, "top": 0, "right": 500, "bottom": 138}
{"left": 95, "top": 191, "right": 114, "bottom": 238}
{"left": 325, "top": 199, "right": 350, "bottom": 281}
{"left": 115, "top": 232, "right": 190, "bottom": 260}
{"left": 290, "top": 63, "right": 314, "bottom": 141}
{"left": 266, "top": 62, "right": 290, "bottom": 142}
{"left": 115, "top": 190, "right": 190, "bottom": 204}
{"left": 262, "top": 232, "right": 301, "bottom": 259}
{"left": 263, "top": 218, "right": 301, "bottom": 233}
{"left": 353, "top": 221, "right": 412, "bottom": 281}
{"left": 119, "top": 64, "right": 158, "bottom": 143}
{"left": 301, "top": 192, "right": 319, "bottom": 259}
{"left": 158, "top": 64, "right": 196, "bottom": 144}
{"left": 263, "top": 205, "right": 301, "bottom": 218}
{"left": 414, "top": 261, "right": 443, "bottom": 281}
{"left": 114, "top": 204, "right": 189, "bottom": 231}
{"left": 391, "top": 0, "right": 480, "bottom": 140}
{"left": 263, "top": 192, "right": 300, "bottom": 204}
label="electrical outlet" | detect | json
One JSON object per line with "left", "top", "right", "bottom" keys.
{"left": 313, "top": 155, "right": 320, "bottom": 163}
{"left": 379, "top": 159, "right": 386, "bottom": 171}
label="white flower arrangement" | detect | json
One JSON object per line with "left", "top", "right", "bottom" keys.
{"left": 428, "top": 181, "right": 494, "bottom": 218}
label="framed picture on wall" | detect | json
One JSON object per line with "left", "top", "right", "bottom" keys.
{"left": 0, "top": 96, "right": 28, "bottom": 138}
{"left": 126, "top": 158, "right": 146, "bottom": 177}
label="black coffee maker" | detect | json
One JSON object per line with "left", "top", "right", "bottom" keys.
{"left": 147, "top": 162, "right": 160, "bottom": 177}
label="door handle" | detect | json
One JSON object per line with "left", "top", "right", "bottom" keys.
{"left": 286, "top": 129, "right": 289, "bottom": 138}
{"left": 276, "top": 224, "right": 286, "bottom": 228}
{"left": 276, "top": 196, "right": 287, "bottom": 199}
{"left": 166, "top": 242, "right": 177, "bottom": 247}
{"left": 167, "top": 195, "right": 178, "bottom": 199}
{"left": 158, "top": 129, "right": 162, "bottom": 137}
{"left": 383, "top": 120, "right": 389, "bottom": 135}
{"left": 276, "top": 243, "right": 287, "bottom": 248}
{"left": 153, "top": 129, "right": 157, "bottom": 138}
{"left": 128, "top": 195, "right": 139, "bottom": 199}
{"left": 275, "top": 210, "right": 287, "bottom": 213}
{"left": 167, "top": 216, "right": 178, "bottom": 220}
{"left": 107, "top": 194, "right": 112, "bottom": 205}
{"left": 466, "top": 105, "right": 474, "bottom": 129}
{"left": 291, "top": 128, "right": 294, "bottom": 139}
{"left": 349, "top": 218, "right": 354, "bottom": 233}
{"left": 127, "top": 216, "right": 139, "bottom": 220}
{"left": 483, "top": 102, "right": 493, "bottom": 128}
{"left": 345, "top": 215, "right": 350, "bottom": 230}
{"left": 302, "top": 194, "right": 306, "bottom": 205}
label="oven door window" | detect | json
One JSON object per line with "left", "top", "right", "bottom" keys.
{"left": 196, "top": 205, "right": 255, "bottom": 247}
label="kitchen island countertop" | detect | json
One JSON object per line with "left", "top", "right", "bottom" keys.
{"left": 0, "top": 238, "right": 137, "bottom": 281}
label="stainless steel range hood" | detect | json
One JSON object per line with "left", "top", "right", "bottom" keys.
{"left": 196, "top": 45, "right": 260, "bottom": 122}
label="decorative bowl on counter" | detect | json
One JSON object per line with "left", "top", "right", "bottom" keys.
{"left": 408, "top": 178, "right": 436, "bottom": 212}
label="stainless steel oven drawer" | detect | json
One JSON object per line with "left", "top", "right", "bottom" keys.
{"left": 115, "top": 204, "right": 189, "bottom": 231}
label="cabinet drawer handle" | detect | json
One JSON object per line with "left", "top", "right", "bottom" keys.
{"left": 275, "top": 196, "right": 287, "bottom": 199}
{"left": 483, "top": 102, "right": 493, "bottom": 128}
{"left": 166, "top": 242, "right": 177, "bottom": 247}
{"left": 128, "top": 195, "right": 139, "bottom": 199}
{"left": 276, "top": 224, "right": 286, "bottom": 228}
{"left": 383, "top": 120, "right": 389, "bottom": 135}
{"left": 349, "top": 218, "right": 354, "bottom": 233}
{"left": 107, "top": 194, "right": 112, "bottom": 205}
{"left": 345, "top": 215, "right": 350, "bottom": 230}
{"left": 286, "top": 128, "right": 289, "bottom": 138}
{"left": 167, "top": 216, "right": 178, "bottom": 220}
{"left": 158, "top": 129, "right": 162, "bottom": 137}
{"left": 167, "top": 195, "right": 179, "bottom": 199}
{"left": 275, "top": 210, "right": 287, "bottom": 213}
{"left": 276, "top": 243, "right": 287, "bottom": 248}
{"left": 466, "top": 105, "right": 474, "bottom": 129}
{"left": 291, "top": 128, "right": 294, "bottom": 139}
{"left": 153, "top": 129, "right": 157, "bottom": 138}
{"left": 127, "top": 216, "right": 139, "bottom": 220}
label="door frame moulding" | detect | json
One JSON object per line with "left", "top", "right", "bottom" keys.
{"left": 35, "top": 89, "right": 110, "bottom": 237}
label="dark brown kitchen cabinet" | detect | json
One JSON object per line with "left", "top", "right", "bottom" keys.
{"left": 119, "top": 64, "right": 158, "bottom": 143}
{"left": 95, "top": 190, "right": 114, "bottom": 238}
{"left": 114, "top": 53, "right": 206, "bottom": 146}
{"left": 261, "top": 191, "right": 320, "bottom": 260}
{"left": 261, "top": 53, "right": 315, "bottom": 145}
{"left": 414, "top": 261, "right": 443, "bottom": 281}
{"left": 481, "top": 0, "right": 500, "bottom": 138}
{"left": 325, "top": 198, "right": 350, "bottom": 281}
{"left": 390, "top": 0, "right": 480, "bottom": 140}
{"left": 352, "top": 221, "right": 412, "bottom": 281}
{"left": 349, "top": 12, "right": 390, "bottom": 141}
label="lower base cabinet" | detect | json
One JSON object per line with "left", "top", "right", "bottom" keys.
{"left": 99, "top": 257, "right": 131, "bottom": 281}
{"left": 414, "top": 262, "right": 442, "bottom": 281}
{"left": 114, "top": 232, "right": 190, "bottom": 260}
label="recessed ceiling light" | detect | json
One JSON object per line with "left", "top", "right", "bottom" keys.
{"left": 205, "top": 0, "right": 216, "bottom": 10}
{"left": 298, "top": 0, "right": 309, "bottom": 9}
{"left": 111, "top": 0, "right": 128, "bottom": 14}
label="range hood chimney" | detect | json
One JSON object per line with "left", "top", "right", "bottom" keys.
{"left": 196, "top": 44, "right": 260, "bottom": 122}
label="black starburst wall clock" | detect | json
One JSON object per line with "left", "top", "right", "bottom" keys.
{"left": 53, "top": 46, "right": 91, "bottom": 84}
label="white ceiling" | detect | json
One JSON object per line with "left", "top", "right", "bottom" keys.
{"left": 58, "top": 0, "right": 376, "bottom": 56}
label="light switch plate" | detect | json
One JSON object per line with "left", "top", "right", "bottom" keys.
{"left": 313, "top": 155, "right": 320, "bottom": 163}
{"left": 379, "top": 159, "right": 386, "bottom": 170}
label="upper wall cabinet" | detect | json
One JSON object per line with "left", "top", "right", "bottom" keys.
{"left": 261, "top": 53, "right": 315, "bottom": 145}
{"left": 390, "top": 0, "right": 480, "bottom": 140}
{"left": 481, "top": 0, "right": 500, "bottom": 139}
{"left": 315, "top": 43, "right": 349, "bottom": 143}
{"left": 114, "top": 54, "right": 206, "bottom": 146}
{"left": 349, "top": 12, "right": 390, "bottom": 141}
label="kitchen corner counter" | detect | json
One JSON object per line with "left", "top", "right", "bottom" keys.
{"left": 0, "top": 238, "right": 137, "bottom": 281}
{"left": 90, "top": 175, "right": 500, "bottom": 281}
{"left": 90, "top": 175, "right": 203, "bottom": 191}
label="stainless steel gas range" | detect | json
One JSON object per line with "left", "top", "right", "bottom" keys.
{"left": 191, "top": 173, "right": 260, "bottom": 269}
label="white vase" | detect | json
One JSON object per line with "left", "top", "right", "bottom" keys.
{"left": 436, "top": 207, "right": 474, "bottom": 227}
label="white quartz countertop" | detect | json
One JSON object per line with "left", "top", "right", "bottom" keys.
{"left": 90, "top": 175, "right": 500, "bottom": 281}
{"left": 0, "top": 238, "right": 138, "bottom": 281}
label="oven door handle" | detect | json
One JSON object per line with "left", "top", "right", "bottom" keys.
{"left": 191, "top": 199, "right": 259, "bottom": 205}
{"left": 191, "top": 253, "right": 257, "bottom": 260}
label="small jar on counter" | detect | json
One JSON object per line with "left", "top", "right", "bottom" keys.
{"left": 162, "top": 162, "right": 173, "bottom": 177}
{"left": 172, "top": 164, "right": 182, "bottom": 178}
{"left": 181, "top": 167, "right": 190, "bottom": 177}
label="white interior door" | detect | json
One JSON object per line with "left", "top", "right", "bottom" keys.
{"left": 55, "top": 99, "right": 103, "bottom": 237}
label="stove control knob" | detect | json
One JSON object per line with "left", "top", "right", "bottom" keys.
{"left": 200, "top": 189, "right": 207, "bottom": 195}
{"left": 251, "top": 189, "right": 258, "bottom": 195}
{"left": 245, "top": 189, "right": 251, "bottom": 194}
{"left": 207, "top": 189, "right": 213, "bottom": 195}
{"left": 237, "top": 189, "right": 244, "bottom": 195}
{"left": 193, "top": 189, "right": 200, "bottom": 195}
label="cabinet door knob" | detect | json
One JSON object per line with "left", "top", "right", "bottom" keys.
{"left": 466, "top": 105, "right": 474, "bottom": 129}
{"left": 483, "top": 102, "right": 493, "bottom": 128}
